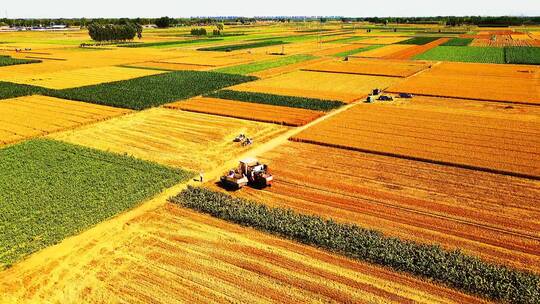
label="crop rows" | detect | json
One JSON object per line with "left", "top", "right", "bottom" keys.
{"left": 0, "top": 203, "right": 485, "bottom": 303}
{"left": 206, "top": 89, "right": 345, "bottom": 111}
{"left": 46, "top": 71, "right": 257, "bottom": 110}
{"left": 198, "top": 40, "right": 288, "bottom": 52}
{"left": 214, "top": 54, "right": 316, "bottom": 75}
{"left": 0, "top": 139, "right": 191, "bottom": 268}
{"left": 50, "top": 108, "right": 287, "bottom": 172}
{"left": 0, "top": 55, "right": 40, "bottom": 67}
{"left": 441, "top": 38, "right": 474, "bottom": 46}
{"left": 291, "top": 103, "right": 540, "bottom": 179}
{"left": 414, "top": 46, "right": 506, "bottom": 63}
{"left": 387, "top": 62, "right": 540, "bottom": 105}
{"left": 398, "top": 36, "right": 445, "bottom": 45}
{"left": 172, "top": 186, "right": 540, "bottom": 304}
{"left": 0, "top": 95, "right": 131, "bottom": 146}
{"left": 166, "top": 96, "right": 324, "bottom": 126}
{"left": 119, "top": 38, "right": 224, "bottom": 48}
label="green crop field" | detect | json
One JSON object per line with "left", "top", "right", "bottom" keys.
{"left": 198, "top": 40, "right": 288, "bottom": 52}
{"left": 334, "top": 44, "right": 384, "bottom": 57}
{"left": 505, "top": 47, "right": 540, "bottom": 65}
{"left": 119, "top": 38, "right": 224, "bottom": 48}
{"left": 0, "top": 81, "right": 45, "bottom": 100}
{"left": 206, "top": 90, "right": 345, "bottom": 111}
{"left": 325, "top": 36, "right": 368, "bottom": 43}
{"left": 214, "top": 54, "right": 316, "bottom": 75}
{"left": 0, "top": 139, "right": 191, "bottom": 268}
{"left": 414, "top": 46, "right": 505, "bottom": 63}
{"left": 46, "top": 71, "right": 257, "bottom": 110}
{"left": 441, "top": 38, "right": 474, "bottom": 46}
{"left": 398, "top": 36, "right": 444, "bottom": 45}
{"left": 0, "top": 55, "right": 40, "bottom": 67}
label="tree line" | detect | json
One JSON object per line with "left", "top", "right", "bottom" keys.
{"left": 1, "top": 16, "right": 539, "bottom": 29}
{"left": 87, "top": 23, "right": 142, "bottom": 42}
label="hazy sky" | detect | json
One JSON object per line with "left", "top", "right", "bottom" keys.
{"left": 2, "top": 0, "right": 539, "bottom": 18}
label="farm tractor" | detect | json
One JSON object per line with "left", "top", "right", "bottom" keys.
{"left": 220, "top": 158, "right": 273, "bottom": 190}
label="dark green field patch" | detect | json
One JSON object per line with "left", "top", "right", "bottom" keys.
{"left": 398, "top": 36, "right": 445, "bottom": 45}
{"left": 0, "top": 139, "right": 192, "bottom": 268}
{"left": 0, "top": 55, "right": 41, "bottom": 67}
{"left": 206, "top": 90, "right": 345, "bottom": 112}
{"left": 333, "top": 44, "right": 385, "bottom": 57}
{"left": 441, "top": 38, "right": 474, "bottom": 46}
{"left": 119, "top": 38, "right": 223, "bottom": 48}
{"left": 0, "top": 81, "right": 46, "bottom": 100}
{"left": 46, "top": 71, "right": 257, "bottom": 110}
{"left": 414, "top": 46, "right": 505, "bottom": 63}
{"left": 198, "top": 40, "right": 288, "bottom": 52}
{"left": 505, "top": 47, "right": 540, "bottom": 65}
{"left": 213, "top": 54, "right": 316, "bottom": 75}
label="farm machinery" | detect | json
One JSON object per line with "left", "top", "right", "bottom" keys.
{"left": 220, "top": 158, "right": 273, "bottom": 190}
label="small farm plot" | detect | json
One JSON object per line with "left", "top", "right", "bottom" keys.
{"left": 303, "top": 58, "right": 431, "bottom": 77}
{"left": 413, "top": 46, "right": 505, "bottom": 63}
{"left": 0, "top": 95, "right": 131, "bottom": 146}
{"left": 441, "top": 38, "right": 474, "bottom": 46}
{"left": 291, "top": 102, "right": 540, "bottom": 179}
{"left": 387, "top": 61, "right": 540, "bottom": 105}
{"left": 0, "top": 204, "right": 484, "bottom": 304}
{"left": 50, "top": 108, "right": 287, "bottom": 172}
{"left": 397, "top": 36, "right": 445, "bottom": 45}
{"left": 198, "top": 40, "right": 288, "bottom": 52}
{"left": 385, "top": 38, "right": 450, "bottom": 60}
{"left": 350, "top": 44, "right": 417, "bottom": 58}
{"left": 505, "top": 47, "right": 540, "bottom": 65}
{"left": 214, "top": 54, "right": 317, "bottom": 75}
{"left": 47, "top": 71, "right": 257, "bottom": 110}
{"left": 0, "top": 139, "right": 190, "bottom": 268}
{"left": 359, "top": 37, "right": 410, "bottom": 44}
{"left": 0, "top": 66, "right": 166, "bottom": 89}
{"left": 165, "top": 96, "right": 325, "bottom": 127}
{"left": 229, "top": 71, "right": 399, "bottom": 103}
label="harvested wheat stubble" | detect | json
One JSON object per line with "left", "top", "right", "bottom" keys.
{"left": 50, "top": 108, "right": 287, "bottom": 172}
{"left": 222, "top": 140, "right": 540, "bottom": 274}
{"left": 303, "top": 58, "right": 431, "bottom": 77}
{"left": 0, "top": 204, "right": 487, "bottom": 304}
{"left": 351, "top": 44, "right": 417, "bottom": 58}
{"left": 0, "top": 95, "right": 131, "bottom": 146}
{"left": 310, "top": 44, "right": 366, "bottom": 56}
{"left": 165, "top": 97, "right": 324, "bottom": 126}
{"left": 230, "top": 70, "right": 399, "bottom": 103}
{"left": 385, "top": 38, "right": 450, "bottom": 59}
{"left": 291, "top": 102, "right": 540, "bottom": 179}
{"left": 249, "top": 57, "right": 329, "bottom": 78}
{"left": 0, "top": 66, "right": 165, "bottom": 89}
{"left": 125, "top": 61, "right": 214, "bottom": 71}
{"left": 387, "top": 62, "right": 540, "bottom": 105}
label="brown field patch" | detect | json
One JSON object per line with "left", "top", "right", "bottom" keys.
{"left": 351, "top": 44, "right": 418, "bottom": 58}
{"left": 384, "top": 38, "right": 450, "bottom": 59}
{"left": 165, "top": 97, "right": 324, "bottom": 127}
{"left": 387, "top": 62, "right": 540, "bottom": 105}
{"left": 291, "top": 100, "right": 540, "bottom": 179}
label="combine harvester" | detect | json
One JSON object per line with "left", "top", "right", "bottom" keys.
{"left": 221, "top": 158, "right": 273, "bottom": 190}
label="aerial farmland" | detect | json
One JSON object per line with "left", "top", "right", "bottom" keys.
{"left": 0, "top": 8, "right": 539, "bottom": 304}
